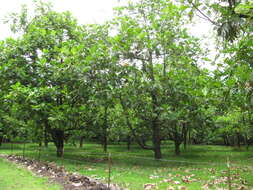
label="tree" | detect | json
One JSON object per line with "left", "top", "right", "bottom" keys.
{"left": 1, "top": 1, "right": 89, "bottom": 157}
{"left": 112, "top": 0, "right": 205, "bottom": 158}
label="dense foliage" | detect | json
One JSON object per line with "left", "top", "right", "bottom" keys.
{"left": 0, "top": 0, "right": 253, "bottom": 159}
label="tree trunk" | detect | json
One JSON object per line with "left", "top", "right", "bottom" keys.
{"left": 152, "top": 120, "right": 162, "bottom": 159}
{"left": 140, "top": 137, "right": 147, "bottom": 147}
{"left": 232, "top": 135, "right": 236, "bottom": 147}
{"left": 188, "top": 130, "right": 191, "bottom": 145}
{"left": 225, "top": 135, "right": 230, "bottom": 146}
{"left": 51, "top": 129, "right": 64, "bottom": 157}
{"left": 44, "top": 121, "right": 49, "bottom": 148}
{"left": 127, "top": 135, "right": 131, "bottom": 151}
{"left": 57, "top": 144, "right": 64, "bottom": 157}
{"left": 148, "top": 50, "right": 162, "bottom": 159}
{"left": 244, "top": 134, "right": 249, "bottom": 150}
{"left": 175, "top": 141, "right": 181, "bottom": 155}
{"left": 237, "top": 133, "right": 241, "bottom": 148}
{"left": 103, "top": 134, "right": 107, "bottom": 152}
{"left": 0, "top": 136, "right": 3, "bottom": 146}
{"left": 174, "top": 126, "right": 182, "bottom": 156}
{"left": 153, "top": 142, "right": 161, "bottom": 159}
{"left": 72, "top": 140, "right": 77, "bottom": 147}
{"left": 79, "top": 136, "right": 84, "bottom": 148}
{"left": 223, "top": 135, "right": 229, "bottom": 146}
{"left": 150, "top": 89, "right": 162, "bottom": 159}
{"left": 44, "top": 139, "right": 48, "bottom": 148}
{"left": 102, "top": 106, "right": 108, "bottom": 153}
{"left": 183, "top": 124, "right": 188, "bottom": 150}
{"left": 183, "top": 137, "right": 187, "bottom": 150}
{"left": 226, "top": 136, "right": 230, "bottom": 146}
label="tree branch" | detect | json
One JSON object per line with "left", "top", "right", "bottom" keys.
{"left": 190, "top": 1, "right": 219, "bottom": 26}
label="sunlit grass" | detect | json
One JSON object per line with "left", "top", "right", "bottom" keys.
{"left": 0, "top": 157, "right": 60, "bottom": 190}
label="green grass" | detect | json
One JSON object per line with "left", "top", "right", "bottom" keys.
{"left": 1, "top": 142, "right": 253, "bottom": 190}
{"left": 0, "top": 157, "right": 60, "bottom": 190}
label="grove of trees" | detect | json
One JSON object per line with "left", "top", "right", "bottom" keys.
{"left": 0, "top": 0, "right": 253, "bottom": 159}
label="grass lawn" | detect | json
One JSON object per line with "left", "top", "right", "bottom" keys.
{"left": 0, "top": 142, "right": 253, "bottom": 190}
{"left": 0, "top": 157, "right": 60, "bottom": 190}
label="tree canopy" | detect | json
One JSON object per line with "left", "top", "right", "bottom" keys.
{"left": 0, "top": 0, "right": 253, "bottom": 159}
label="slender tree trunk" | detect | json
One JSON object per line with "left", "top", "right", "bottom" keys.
{"left": 226, "top": 135, "right": 230, "bottom": 146}
{"left": 223, "top": 135, "right": 229, "bottom": 146}
{"left": 244, "top": 135, "right": 249, "bottom": 151}
{"left": 183, "top": 124, "right": 188, "bottom": 150}
{"left": 44, "top": 139, "right": 48, "bottom": 147}
{"left": 141, "top": 137, "right": 147, "bottom": 147}
{"left": 44, "top": 121, "right": 49, "bottom": 147}
{"left": 0, "top": 136, "right": 3, "bottom": 146}
{"left": 233, "top": 135, "right": 236, "bottom": 147}
{"left": 174, "top": 126, "right": 182, "bottom": 156}
{"left": 102, "top": 106, "right": 108, "bottom": 153}
{"left": 79, "top": 136, "right": 84, "bottom": 148}
{"left": 237, "top": 133, "right": 241, "bottom": 148}
{"left": 103, "top": 134, "right": 107, "bottom": 152}
{"left": 72, "top": 140, "right": 77, "bottom": 147}
{"left": 183, "top": 137, "right": 187, "bottom": 150}
{"left": 226, "top": 135, "right": 229, "bottom": 146}
{"left": 127, "top": 135, "right": 131, "bottom": 151}
{"left": 53, "top": 96, "right": 64, "bottom": 157}
{"left": 188, "top": 130, "right": 191, "bottom": 145}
